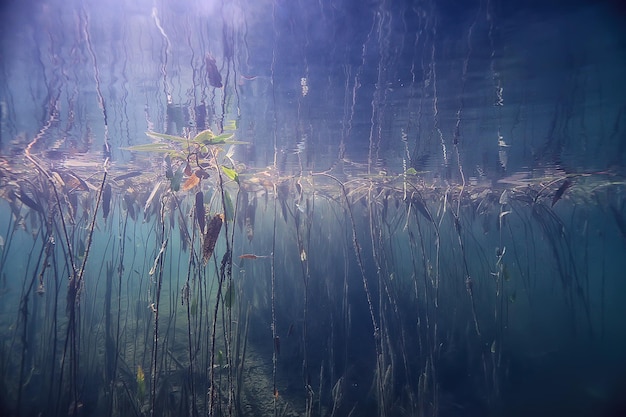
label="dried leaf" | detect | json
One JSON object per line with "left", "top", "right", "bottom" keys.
{"left": 182, "top": 173, "right": 200, "bottom": 191}
{"left": 184, "top": 162, "right": 193, "bottom": 176}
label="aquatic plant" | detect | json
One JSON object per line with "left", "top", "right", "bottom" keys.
{"left": 0, "top": 129, "right": 623, "bottom": 416}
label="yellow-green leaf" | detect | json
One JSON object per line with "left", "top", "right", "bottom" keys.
{"left": 122, "top": 143, "right": 171, "bottom": 153}
{"left": 145, "top": 131, "right": 189, "bottom": 144}
{"left": 224, "top": 283, "right": 235, "bottom": 309}
{"left": 223, "top": 120, "right": 238, "bottom": 131}
{"left": 192, "top": 129, "right": 215, "bottom": 144}
{"left": 221, "top": 165, "right": 239, "bottom": 184}
{"left": 211, "top": 133, "right": 234, "bottom": 144}
{"left": 223, "top": 189, "right": 235, "bottom": 222}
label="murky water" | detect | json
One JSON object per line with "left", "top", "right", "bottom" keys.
{"left": 1, "top": 0, "right": 625, "bottom": 416}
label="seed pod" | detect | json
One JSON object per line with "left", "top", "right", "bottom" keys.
{"left": 202, "top": 213, "right": 224, "bottom": 265}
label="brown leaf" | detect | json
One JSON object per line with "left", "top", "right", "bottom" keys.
{"left": 184, "top": 162, "right": 193, "bottom": 176}
{"left": 182, "top": 173, "right": 200, "bottom": 191}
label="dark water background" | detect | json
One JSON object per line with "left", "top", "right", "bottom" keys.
{"left": 1, "top": 0, "right": 626, "bottom": 416}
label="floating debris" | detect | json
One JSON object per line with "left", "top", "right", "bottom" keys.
{"left": 238, "top": 253, "right": 269, "bottom": 260}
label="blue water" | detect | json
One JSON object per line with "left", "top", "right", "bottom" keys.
{"left": 1, "top": 0, "right": 625, "bottom": 416}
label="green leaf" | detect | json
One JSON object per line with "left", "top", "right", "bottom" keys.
{"left": 218, "top": 140, "right": 249, "bottom": 145}
{"left": 170, "top": 166, "right": 184, "bottom": 191}
{"left": 221, "top": 165, "right": 239, "bottom": 184}
{"left": 223, "top": 190, "right": 235, "bottom": 222}
{"left": 145, "top": 131, "right": 189, "bottom": 144}
{"left": 193, "top": 130, "right": 235, "bottom": 145}
{"left": 224, "top": 284, "right": 235, "bottom": 309}
{"left": 122, "top": 143, "right": 171, "bottom": 152}
{"left": 223, "top": 120, "right": 238, "bottom": 131}
{"left": 210, "top": 132, "right": 234, "bottom": 144}
{"left": 164, "top": 155, "right": 173, "bottom": 179}
{"left": 405, "top": 167, "right": 418, "bottom": 175}
{"left": 192, "top": 129, "right": 215, "bottom": 144}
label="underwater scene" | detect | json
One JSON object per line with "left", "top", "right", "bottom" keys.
{"left": 1, "top": 0, "right": 625, "bottom": 416}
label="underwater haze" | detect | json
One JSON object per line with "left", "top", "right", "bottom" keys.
{"left": 1, "top": 0, "right": 626, "bottom": 416}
